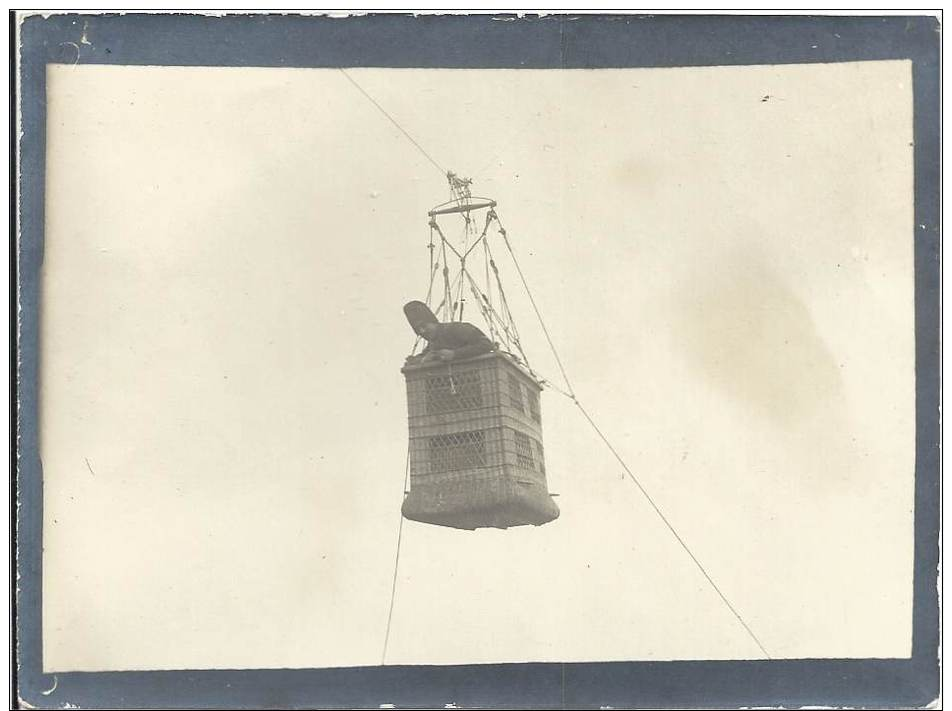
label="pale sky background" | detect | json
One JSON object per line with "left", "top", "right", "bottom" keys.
{"left": 41, "top": 61, "right": 914, "bottom": 672}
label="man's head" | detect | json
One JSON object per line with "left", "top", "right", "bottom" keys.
{"left": 403, "top": 300, "right": 439, "bottom": 337}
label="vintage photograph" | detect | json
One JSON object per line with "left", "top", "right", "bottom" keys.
{"left": 39, "top": 58, "right": 916, "bottom": 668}
{"left": 14, "top": 12, "right": 940, "bottom": 710}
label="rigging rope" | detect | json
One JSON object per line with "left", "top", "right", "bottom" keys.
{"left": 462, "top": 270, "right": 508, "bottom": 344}
{"left": 338, "top": 68, "right": 446, "bottom": 178}
{"left": 439, "top": 235, "right": 452, "bottom": 322}
{"left": 493, "top": 212, "right": 574, "bottom": 398}
{"left": 484, "top": 236, "right": 530, "bottom": 368}
{"left": 340, "top": 68, "right": 770, "bottom": 660}
{"left": 481, "top": 238, "right": 499, "bottom": 345}
{"left": 411, "top": 233, "right": 441, "bottom": 356}
{"left": 433, "top": 267, "right": 465, "bottom": 322}
{"left": 381, "top": 443, "right": 412, "bottom": 665}
{"left": 427, "top": 225, "right": 436, "bottom": 304}
{"left": 496, "top": 216, "right": 771, "bottom": 659}
{"left": 574, "top": 400, "right": 772, "bottom": 658}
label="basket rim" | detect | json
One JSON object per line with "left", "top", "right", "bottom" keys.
{"left": 402, "top": 350, "right": 542, "bottom": 387}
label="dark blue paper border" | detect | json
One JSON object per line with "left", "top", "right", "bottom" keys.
{"left": 14, "top": 13, "right": 940, "bottom": 709}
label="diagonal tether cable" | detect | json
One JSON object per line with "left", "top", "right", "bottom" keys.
{"left": 381, "top": 444, "right": 411, "bottom": 665}
{"left": 338, "top": 68, "right": 447, "bottom": 177}
{"left": 495, "top": 217, "right": 772, "bottom": 659}
{"left": 339, "top": 72, "right": 771, "bottom": 659}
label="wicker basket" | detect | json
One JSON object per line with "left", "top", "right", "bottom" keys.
{"left": 401, "top": 351, "right": 560, "bottom": 530}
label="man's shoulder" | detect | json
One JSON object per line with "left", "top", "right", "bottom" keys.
{"left": 433, "top": 321, "right": 491, "bottom": 345}
{"left": 450, "top": 322, "right": 489, "bottom": 337}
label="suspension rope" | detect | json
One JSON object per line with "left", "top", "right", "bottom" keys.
{"left": 340, "top": 66, "right": 772, "bottom": 662}
{"left": 533, "top": 372, "right": 575, "bottom": 401}
{"left": 484, "top": 246, "right": 510, "bottom": 337}
{"left": 455, "top": 265, "right": 467, "bottom": 321}
{"left": 411, "top": 228, "right": 441, "bottom": 357}
{"left": 338, "top": 68, "right": 446, "bottom": 178}
{"left": 454, "top": 215, "right": 470, "bottom": 320}
{"left": 431, "top": 214, "right": 517, "bottom": 355}
{"left": 574, "top": 401, "right": 771, "bottom": 658}
{"left": 451, "top": 268, "right": 464, "bottom": 319}
{"left": 482, "top": 237, "right": 498, "bottom": 344}
{"left": 426, "top": 225, "right": 436, "bottom": 305}
{"left": 461, "top": 269, "right": 510, "bottom": 344}
{"left": 493, "top": 212, "right": 574, "bottom": 397}
{"left": 439, "top": 231, "right": 452, "bottom": 322}
{"left": 462, "top": 271, "right": 532, "bottom": 372}
{"left": 468, "top": 280, "right": 494, "bottom": 342}
{"left": 483, "top": 233, "right": 512, "bottom": 331}
{"left": 381, "top": 443, "right": 412, "bottom": 665}
{"left": 481, "top": 252, "right": 499, "bottom": 344}
{"left": 484, "top": 235, "right": 529, "bottom": 366}
{"left": 496, "top": 214, "right": 772, "bottom": 660}
{"left": 433, "top": 268, "right": 465, "bottom": 322}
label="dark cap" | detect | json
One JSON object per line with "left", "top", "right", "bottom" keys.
{"left": 403, "top": 300, "right": 439, "bottom": 335}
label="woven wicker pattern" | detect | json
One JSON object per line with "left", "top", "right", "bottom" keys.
{"left": 401, "top": 352, "right": 559, "bottom": 529}
{"left": 513, "top": 429, "right": 535, "bottom": 469}
{"left": 533, "top": 437, "right": 545, "bottom": 473}
{"left": 508, "top": 373, "right": 524, "bottom": 412}
{"left": 527, "top": 389, "right": 540, "bottom": 423}
{"left": 425, "top": 371, "right": 483, "bottom": 414}
{"left": 428, "top": 430, "right": 487, "bottom": 473}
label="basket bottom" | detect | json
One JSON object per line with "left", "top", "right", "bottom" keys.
{"left": 402, "top": 480, "right": 560, "bottom": 530}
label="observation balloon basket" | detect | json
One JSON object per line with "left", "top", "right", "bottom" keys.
{"left": 401, "top": 351, "right": 560, "bottom": 530}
